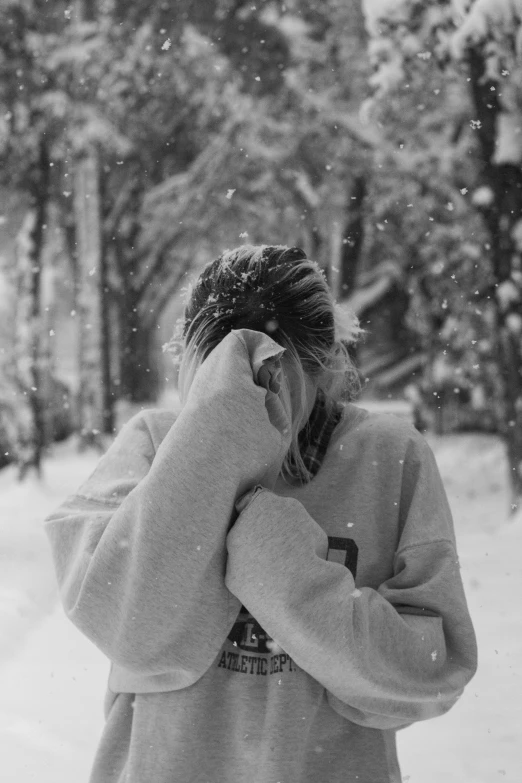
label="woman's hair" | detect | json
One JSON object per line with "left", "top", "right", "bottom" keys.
{"left": 166, "top": 244, "right": 361, "bottom": 483}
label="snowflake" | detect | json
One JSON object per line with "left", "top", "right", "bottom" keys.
{"left": 226, "top": 189, "right": 236, "bottom": 199}
{"left": 161, "top": 39, "right": 172, "bottom": 51}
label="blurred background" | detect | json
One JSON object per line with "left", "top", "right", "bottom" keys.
{"left": 0, "top": 0, "right": 521, "bottom": 494}
{"left": 0, "top": 1, "right": 521, "bottom": 782}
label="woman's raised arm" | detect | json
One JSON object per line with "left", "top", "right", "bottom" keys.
{"left": 45, "top": 330, "right": 290, "bottom": 691}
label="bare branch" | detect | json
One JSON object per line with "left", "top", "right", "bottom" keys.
{"left": 140, "top": 257, "right": 193, "bottom": 329}
{"left": 284, "top": 169, "right": 320, "bottom": 208}
{"left": 104, "top": 169, "right": 142, "bottom": 238}
{"left": 143, "top": 117, "right": 241, "bottom": 211}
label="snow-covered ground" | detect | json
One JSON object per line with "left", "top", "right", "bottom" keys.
{"left": 0, "top": 422, "right": 520, "bottom": 783}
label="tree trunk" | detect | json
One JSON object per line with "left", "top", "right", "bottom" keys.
{"left": 468, "top": 49, "right": 522, "bottom": 510}
{"left": 328, "top": 217, "right": 344, "bottom": 303}
{"left": 340, "top": 175, "right": 366, "bottom": 299}
{"left": 13, "top": 211, "right": 43, "bottom": 477}
{"left": 118, "top": 294, "right": 161, "bottom": 403}
{"left": 74, "top": 149, "right": 105, "bottom": 450}
{"left": 99, "top": 166, "right": 115, "bottom": 434}
{"left": 13, "top": 138, "right": 50, "bottom": 479}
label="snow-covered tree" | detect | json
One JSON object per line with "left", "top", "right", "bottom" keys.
{"left": 362, "top": 0, "right": 522, "bottom": 509}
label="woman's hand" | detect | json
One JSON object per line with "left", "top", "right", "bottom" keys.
{"left": 181, "top": 329, "right": 293, "bottom": 493}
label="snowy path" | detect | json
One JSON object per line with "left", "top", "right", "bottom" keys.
{"left": 0, "top": 442, "right": 107, "bottom": 782}
{"left": 0, "top": 606, "right": 107, "bottom": 783}
{"left": 398, "top": 522, "right": 522, "bottom": 783}
{"left": 0, "top": 431, "right": 521, "bottom": 782}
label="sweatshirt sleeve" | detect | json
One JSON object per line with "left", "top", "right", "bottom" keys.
{"left": 44, "top": 330, "right": 292, "bottom": 687}
{"left": 224, "top": 430, "right": 478, "bottom": 729}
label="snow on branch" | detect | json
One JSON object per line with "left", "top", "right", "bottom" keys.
{"left": 452, "top": 0, "right": 522, "bottom": 60}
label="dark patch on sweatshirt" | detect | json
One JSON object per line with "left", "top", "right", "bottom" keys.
{"left": 225, "top": 536, "right": 358, "bottom": 672}
{"left": 223, "top": 606, "right": 300, "bottom": 676}
{"left": 326, "top": 536, "right": 358, "bottom": 578}
{"left": 228, "top": 607, "right": 274, "bottom": 654}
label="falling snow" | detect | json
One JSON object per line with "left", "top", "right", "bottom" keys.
{"left": 0, "top": 426, "right": 520, "bottom": 782}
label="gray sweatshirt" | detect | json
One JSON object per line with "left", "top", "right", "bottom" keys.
{"left": 44, "top": 329, "right": 477, "bottom": 783}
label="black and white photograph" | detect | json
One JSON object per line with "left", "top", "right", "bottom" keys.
{"left": 0, "top": 2, "right": 520, "bottom": 782}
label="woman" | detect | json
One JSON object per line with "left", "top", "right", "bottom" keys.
{"left": 45, "top": 245, "right": 477, "bottom": 783}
